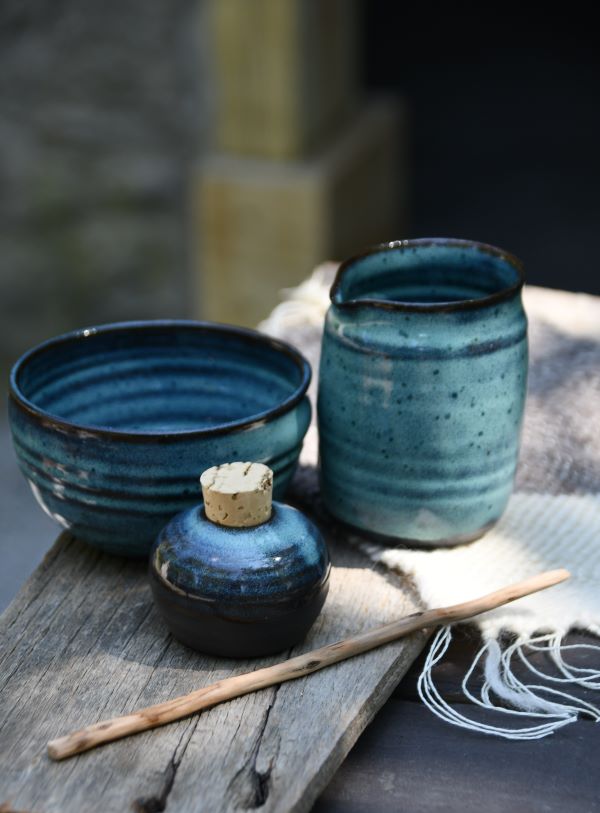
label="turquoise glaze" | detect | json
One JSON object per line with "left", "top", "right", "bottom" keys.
{"left": 149, "top": 502, "right": 330, "bottom": 656}
{"left": 8, "top": 321, "right": 311, "bottom": 557}
{"left": 318, "top": 239, "right": 528, "bottom": 545}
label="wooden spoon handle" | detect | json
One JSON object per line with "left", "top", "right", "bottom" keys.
{"left": 47, "top": 568, "right": 569, "bottom": 761}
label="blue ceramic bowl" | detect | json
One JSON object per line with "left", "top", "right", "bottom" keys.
{"left": 149, "top": 501, "right": 330, "bottom": 657}
{"left": 318, "top": 238, "right": 528, "bottom": 545}
{"left": 9, "top": 320, "right": 311, "bottom": 557}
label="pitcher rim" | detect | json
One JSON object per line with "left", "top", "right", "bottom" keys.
{"left": 330, "top": 238, "right": 525, "bottom": 314}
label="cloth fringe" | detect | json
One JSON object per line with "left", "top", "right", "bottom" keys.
{"left": 365, "top": 492, "right": 600, "bottom": 738}
{"left": 420, "top": 627, "right": 600, "bottom": 738}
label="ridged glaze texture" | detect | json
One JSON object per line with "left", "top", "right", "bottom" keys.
{"left": 149, "top": 502, "right": 331, "bottom": 656}
{"left": 9, "top": 321, "right": 311, "bottom": 557}
{"left": 318, "top": 241, "right": 528, "bottom": 545}
{"left": 152, "top": 503, "right": 329, "bottom": 602}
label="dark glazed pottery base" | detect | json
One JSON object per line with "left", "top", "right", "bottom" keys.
{"left": 149, "top": 565, "right": 330, "bottom": 657}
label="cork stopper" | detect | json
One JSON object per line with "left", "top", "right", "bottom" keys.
{"left": 200, "top": 462, "right": 273, "bottom": 528}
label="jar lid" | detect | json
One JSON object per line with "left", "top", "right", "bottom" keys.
{"left": 200, "top": 461, "right": 272, "bottom": 527}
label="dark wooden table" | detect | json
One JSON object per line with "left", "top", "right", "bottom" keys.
{"left": 316, "top": 627, "right": 599, "bottom": 812}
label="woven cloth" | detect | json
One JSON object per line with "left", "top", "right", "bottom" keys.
{"left": 364, "top": 493, "right": 600, "bottom": 641}
{"left": 260, "top": 268, "right": 600, "bottom": 738}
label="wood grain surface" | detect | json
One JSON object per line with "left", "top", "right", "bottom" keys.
{"left": 0, "top": 531, "right": 426, "bottom": 812}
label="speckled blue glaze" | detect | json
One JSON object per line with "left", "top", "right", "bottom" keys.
{"left": 8, "top": 321, "right": 311, "bottom": 557}
{"left": 149, "top": 502, "right": 330, "bottom": 656}
{"left": 318, "top": 239, "right": 528, "bottom": 545}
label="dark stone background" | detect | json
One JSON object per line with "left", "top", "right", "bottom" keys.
{"left": 0, "top": 0, "right": 208, "bottom": 382}
{"left": 1, "top": 2, "right": 598, "bottom": 388}
{"left": 363, "top": 3, "right": 600, "bottom": 295}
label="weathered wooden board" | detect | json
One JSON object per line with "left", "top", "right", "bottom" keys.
{"left": 0, "top": 530, "right": 426, "bottom": 813}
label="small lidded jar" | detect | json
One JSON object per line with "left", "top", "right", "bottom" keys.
{"left": 149, "top": 462, "right": 330, "bottom": 657}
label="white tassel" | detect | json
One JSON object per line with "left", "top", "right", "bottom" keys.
{"left": 535, "top": 634, "right": 600, "bottom": 688}
{"left": 479, "top": 638, "right": 569, "bottom": 715}
{"left": 416, "top": 626, "right": 589, "bottom": 739}
{"left": 495, "top": 635, "right": 600, "bottom": 721}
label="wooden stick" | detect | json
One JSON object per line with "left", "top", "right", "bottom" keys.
{"left": 47, "top": 568, "right": 569, "bottom": 761}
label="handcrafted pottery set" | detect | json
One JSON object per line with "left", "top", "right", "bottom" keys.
{"left": 8, "top": 238, "right": 528, "bottom": 657}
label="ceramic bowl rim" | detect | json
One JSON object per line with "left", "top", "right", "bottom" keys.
{"left": 330, "top": 237, "right": 525, "bottom": 313}
{"left": 9, "top": 319, "right": 312, "bottom": 441}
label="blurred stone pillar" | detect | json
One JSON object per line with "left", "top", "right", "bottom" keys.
{"left": 191, "top": 0, "right": 408, "bottom": 326}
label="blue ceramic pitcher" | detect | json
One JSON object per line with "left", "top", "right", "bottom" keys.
{"left": 317, "top": 238, "right": 528, "bottom": 545}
